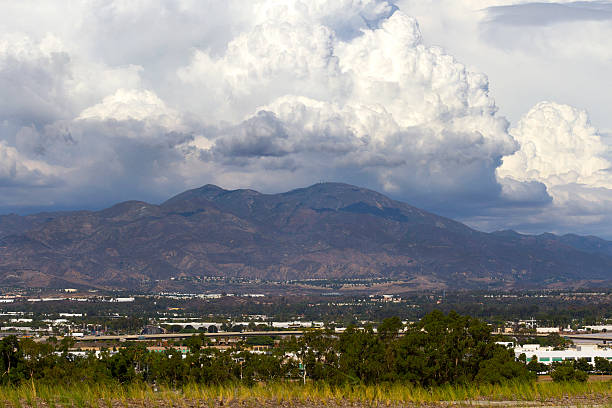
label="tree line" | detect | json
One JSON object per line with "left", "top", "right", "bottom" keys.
{"left": 523, "top": 353, "right": 612, "bottom": 382}
{"left": 1, "top": 311, "right": 534, "bottom": 387}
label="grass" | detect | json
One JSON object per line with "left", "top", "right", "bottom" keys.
{"left": 0, "top": 380, "right": 610, "bottom": 407}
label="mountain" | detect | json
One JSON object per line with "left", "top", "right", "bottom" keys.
{"left": 0, "top": 182, "right": 611, "bottom": 291}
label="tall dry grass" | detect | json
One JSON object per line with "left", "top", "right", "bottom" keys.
{"left": 0, "top": 380, "right": 610, "bottom": 406}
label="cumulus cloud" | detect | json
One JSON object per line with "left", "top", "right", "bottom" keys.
{"left": 495, "top": 102, "right": 612, "bottom": 235}
{"left": 176, "top": 8, "right": 515, "bottom": 212}
{"left": 177, "top": 20, "right": 348, "bottom": 123}
{"left": 78, "top": 88, "right": 184, "bottom": 131}
{"left": 498, "top": 102, "right": 611, "bottom": 191}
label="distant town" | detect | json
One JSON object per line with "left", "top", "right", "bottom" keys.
{"left": 3, "top": 286, "right": 612, "bottom": 371}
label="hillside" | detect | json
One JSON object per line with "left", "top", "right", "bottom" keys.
{"left": 0, "top": 183, "right": 611, "bottom": 290}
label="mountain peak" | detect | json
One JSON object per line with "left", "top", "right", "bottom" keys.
{"left": 200, "top": 183, "right": 225, "bottom": 192}
{"left": 162, "top": 184, "right": 227, "bottom": 207}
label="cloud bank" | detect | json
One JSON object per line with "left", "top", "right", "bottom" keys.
{"left": 0, "top": 0, "right": 611, "bottom": 237}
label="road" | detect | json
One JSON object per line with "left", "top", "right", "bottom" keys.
{"left": 35, "top": 330, "right": 305, "bottom": 342}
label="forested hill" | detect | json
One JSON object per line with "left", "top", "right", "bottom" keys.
{"left": 1, "top": 182, "right": 612, "bottom": 290}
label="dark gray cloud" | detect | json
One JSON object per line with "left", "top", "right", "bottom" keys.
{"left": 212, "top": 112, "right": 291, "bottom": 158}
{"left": 0, "top": 47, "right": 72, "bottom": 128}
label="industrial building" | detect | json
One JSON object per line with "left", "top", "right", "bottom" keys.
{"left": 514, "top": 343, "right": 612, "bottom": 364}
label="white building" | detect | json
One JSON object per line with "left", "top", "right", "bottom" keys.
{"left": 585, "top": 325, "right": 612, "bottom": 332}
{"left": 271, "top": 321, "right": 324, "bottom": 329}
{"left": 515, "top": 344, "right": 612, "bottom": 365}
{"left": 111, "top": 297, "right": 135, "bottom": 302}
{"left": 536, "top": 327, "right": 560, "bottom": 334}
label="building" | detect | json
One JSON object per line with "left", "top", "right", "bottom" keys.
{"left": 515, "top": 344, "right": 612, "bottom": 365}
{"left": 271, "top": 321, "right": 324, "bottom": 329}
{"left": 110, "top": 297, "right": 135, "bottom": 303}
{"left": 585, "top": 325, "right": 612, "bottom": 332}
{"left": 536, "top": 327, "right": 560, "bottom": 334}
{"left": 147, "top": 346, "right": 189, "bottom": 354}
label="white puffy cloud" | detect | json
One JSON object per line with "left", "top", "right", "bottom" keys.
{"left": 178, "top": 8, "right": 515, "bottom": 210}
{"left": 498, "top": 102, "right": 611, "bottom": 191}
{"left": 494, "top": 102, "right": 612, "bottom": 235}
{"left": 78, "top": 88, "right": 184, "bottom": 131}
{"left": 177, "top": 20, "right": 348, "bottom": 123}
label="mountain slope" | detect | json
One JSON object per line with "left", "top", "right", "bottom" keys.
{"left": 0, "top": 183, "right": 611, "bottom": 290}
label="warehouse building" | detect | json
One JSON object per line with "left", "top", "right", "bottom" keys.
{"left": 514, "top": 344, "right": 612, "bottom": 364}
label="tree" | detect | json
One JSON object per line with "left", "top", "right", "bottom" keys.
{"left": 337, "top": 325, "right": 386, "bottom": 384}
{"left": 526, "top": 356, "right": 547, "bottom": 374}
{"left": 245, "top": 336, "right": 274, "bottom": 346}
{"left": 168, "top": 325, "right": 182, "bottom": 333}
{"left": 296, "top": 329, "right": 342, "bottom": 384}
{"left": 185, "top": 334, "right": 208, "bottom": 353}
{"left": 240, "top": 351, "right": 288, "bottom": 384}
{"left": 58, "top": 336, "right": 75, "bottom": 355}
{"left": 378, "top": 316, "right": 403, "bottom": 340}
{"left": 475, "top": 347, "right": 534, "bottom": 384}
{"left": 550, "top": 361, "right": 588, "bottom": 382}
{"left": 540, "top": 333, "right": 571, "bottom": 349}
{"left": 107, "top": 351, "right": 136, "bottom": 383}
{"left": 0, "top": 336, "right": 25, "bottom": 384}
{"left": 594, "top": 357, "right": 611, "bottom": 374}
{"left": 573, "top": 358, "right": 591, "bottom": 373}
{"left": 394, "top": 311, "right": 532, "bottom": 386}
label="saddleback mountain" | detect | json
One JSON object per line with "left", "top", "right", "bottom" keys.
{"left": 0, "top": 183, "right": 611, "bottom": 291}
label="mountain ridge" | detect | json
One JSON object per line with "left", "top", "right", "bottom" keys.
{"left": 0, "top": 183, "right": 611, "bottom": 291}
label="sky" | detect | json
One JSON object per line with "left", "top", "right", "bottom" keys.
{"left": 0, "top": 0, "right": 610, "bottom": 238}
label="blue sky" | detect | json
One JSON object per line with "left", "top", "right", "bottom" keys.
{"left": 0, "top": 0, "right": 610, "bottom": 238}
